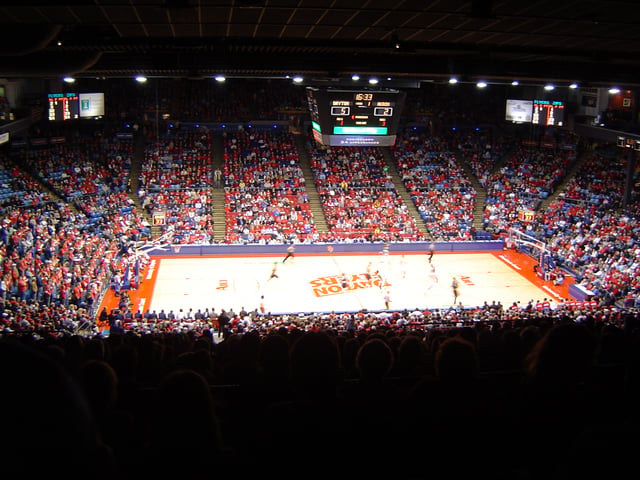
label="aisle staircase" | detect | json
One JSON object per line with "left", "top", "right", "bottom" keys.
{"left": 211, "top": 135, "right": 227, "bottom": 243}
{"left": 128, "top": 131, "right": 156, "bottom": 238}
{"left": 455, "top": 152, "right": 487, "bottom": 234}
{"left": 537, "top": 148, "right": 592, "bottom": 211}
{"left": 467, "top": 144, "right": 518, "bottom": 236}
{"left": 294, "top": 133, "right": 329, "bottom": 233}
{"left": 380, "top": 147, "right": 430, "bottom": 238}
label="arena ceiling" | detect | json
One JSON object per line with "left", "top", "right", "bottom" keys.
{"left": 1, "top": 0, "right": 640, "bottom": 89}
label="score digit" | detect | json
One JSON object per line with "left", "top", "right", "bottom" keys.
{"left": 331, "top": 106, "right": 351, "bottom": 116}
{"left": 374, "top": 107, "right": 393, "bottom": 116}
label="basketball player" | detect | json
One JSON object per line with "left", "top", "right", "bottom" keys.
{"left": 451, "top": 276, "right": 460, "bottom": 304}
{"left": 268, "top": 262, "right": 279, "bottom": 281}
{"left": 283, "top": 243, "right": 295, "bottom": 263}
{"left": 427, "top": 263, "right": 438, "bottom": 290}
{"left": 428, "top": 241, "right": 435, "bottom": 263}
{"left": 365, "top": 261, "right": 373, "bottom": 280}
{"left": 374, "top": 270, "right": 384, "bottom": 290}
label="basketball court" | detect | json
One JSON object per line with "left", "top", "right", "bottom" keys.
{"left": 99, "top": 249, "right": 573, "bottom": 320}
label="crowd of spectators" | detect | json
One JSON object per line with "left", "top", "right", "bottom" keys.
{"left": 223, "top": 128, "right": 317, "bottom": 243}
{"left": 1, "top": 82, "right": 640, "bottom": 478}
{"left": 2, "top": 123, "right": 152, "bottom": 325}
{"left": 139, "top": 127, "right": 215, "bottom": 244}
{"left": 524, "top": 145, "right": 640, "bottom": 308}
{"left": 391, "top": 129, "right": 477, "bottom": 240}
{"left": 307, "top": 143, "right": 423, "bottom": 242}
{"left": 482, "top": 143, "right": 577, "bottom": 235}
{"left": 0, "top": 82, "right": 638, "bottom": 308}
{"left": 2, "top": 303, "right": 639, "bottom": 478}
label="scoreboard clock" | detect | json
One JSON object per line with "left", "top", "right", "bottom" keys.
{"left": 306, "top": 87, "right": 406, "bottom": 146}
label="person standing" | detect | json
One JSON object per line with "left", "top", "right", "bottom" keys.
{"left": 384, "top": 290, "right": 391, "bottom": 310}
{"left": 259, "top": 295, "right": 266, "bottom": 314}
{"left": 283, "top": 243, "right": 295, "bottom": 263}
{"left": 217, "top": 309, "right": 230, "bottom": 339}
{"left": 341, "top": 273, "right": 349, "bottom": 290}
{"left": 451, "top": 277, "right": 460, "bottom": 304}
{"left": 427, "top": 263, "right": 438, "bottom": 291}
{"left": 373, "top": 270, "right": 385, "bottom": 290}
{"left": 428, "top": 241, "right": 435, "bottom": 263}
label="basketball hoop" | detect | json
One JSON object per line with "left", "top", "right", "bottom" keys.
{"left": 172, "top": 244, "right": 181, "bottom": 254}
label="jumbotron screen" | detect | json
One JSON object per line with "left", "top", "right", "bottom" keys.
{"left": 505, "top": 99, "right": 533, "bottom": 123}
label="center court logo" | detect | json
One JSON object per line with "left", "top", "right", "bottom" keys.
{"left": 310, "top": 272, "right": 389, "bottom": 297}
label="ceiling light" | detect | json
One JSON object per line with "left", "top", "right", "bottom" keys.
{"left": 135, "top": 75, "right": 147, "bottom": 83}
{"left": 569, "top": 83, "right": 578, "bottom": 89}
{"left": 449, "top": 77, "right": 458, "bottom": 84}
{"left": 609, "top": 87, "right": 621, "bottom": 94}
{"left": 391, "top": 32, "right": 400, "bottom": 50}
{"left": 63, "top": 76, "right": 75, "bottom": 83}
{"left": 476, "top": 81, "right": 487, "bottom": 88}
{"left": 292, "top": 75, "right": 303, "bottom": 83}
{"left": 214, "top": 75, "right": 226, "bottom": 82}
{"left": 511, "top": 80, "right": 519, "bottom": 86}
{"left": 544, "top": 84, "right": 555, "bottom": 91}
{"left": 351, "top": 74, "right": 360, "bottom": 81}
{"left": 368, "top": 77, "right": 379, "bottom": 85}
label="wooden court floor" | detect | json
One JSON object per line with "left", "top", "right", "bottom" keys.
{"left": 100, "top": 249, "right": 573, "bottom": 319}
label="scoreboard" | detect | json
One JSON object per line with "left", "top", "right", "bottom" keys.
{"left": 532, "top": 99, "right": 565, "bottom": 126}
{"left": 47, "top": 92, "right": 105, "bottom": 121}
{"left": 48, "top": 93, "right": 80, "bottom": 121}
{"left": 306, "top": 87, "right": 406, "bottom": 146}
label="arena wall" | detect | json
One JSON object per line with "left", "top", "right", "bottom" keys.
{"left": 149, "top": 240, "right": 505, "bottom": 257}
